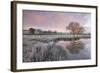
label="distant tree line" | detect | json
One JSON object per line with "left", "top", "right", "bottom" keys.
{"left": 24, "top": 22, "right": 90, "bottom": 35}
{"left": 28, "top": 28, "right": 57, "bottom": 35}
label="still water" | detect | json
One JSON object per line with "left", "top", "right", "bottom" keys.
{"left": 56, "top": 38, "right": 91, "bottom": 60}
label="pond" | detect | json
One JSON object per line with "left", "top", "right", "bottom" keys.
{"left": 56, "top": 38, "right": 91, "bottom": 60}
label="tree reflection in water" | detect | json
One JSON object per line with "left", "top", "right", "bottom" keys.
{"left": 66, "top": 40, "right": 84, "bottom": 54}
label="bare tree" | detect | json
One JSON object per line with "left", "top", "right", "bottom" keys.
{"left": 66, "top": 22, "right": 84, "bottom": 35}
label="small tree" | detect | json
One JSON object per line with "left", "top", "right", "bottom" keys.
{"left": 29, "top": 28, "right": 35, "bottom": 34}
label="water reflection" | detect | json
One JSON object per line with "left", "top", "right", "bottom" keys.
{"left": 55, "top": 38, "right": 91, "bottom": 60}
{"left": 66, "top": 40, "right": 84, "bottom": 54}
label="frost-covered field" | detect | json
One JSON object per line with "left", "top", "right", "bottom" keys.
{"left": 23, "top": 35, "right": 91, "bottom": 62}
{"left": 23, "top": 34, "right": 90, "bottom": 41}
{"left": 23, "top": 40, "right": 68, "bottom": 62}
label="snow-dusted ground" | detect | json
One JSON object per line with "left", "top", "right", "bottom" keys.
{"left": 23, "top": 35, "right": 91, "bottom": 62}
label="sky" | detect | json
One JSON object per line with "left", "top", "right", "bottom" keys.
{"left": 23, "top": 10, "right": 91, "bottom": 33}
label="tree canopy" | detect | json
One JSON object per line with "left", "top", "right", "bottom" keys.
{"left": 29, "top": 28, "right": 35, "bottom": 33}
{"left": 66, "top": 22, "right": 84, "bottom": 34}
